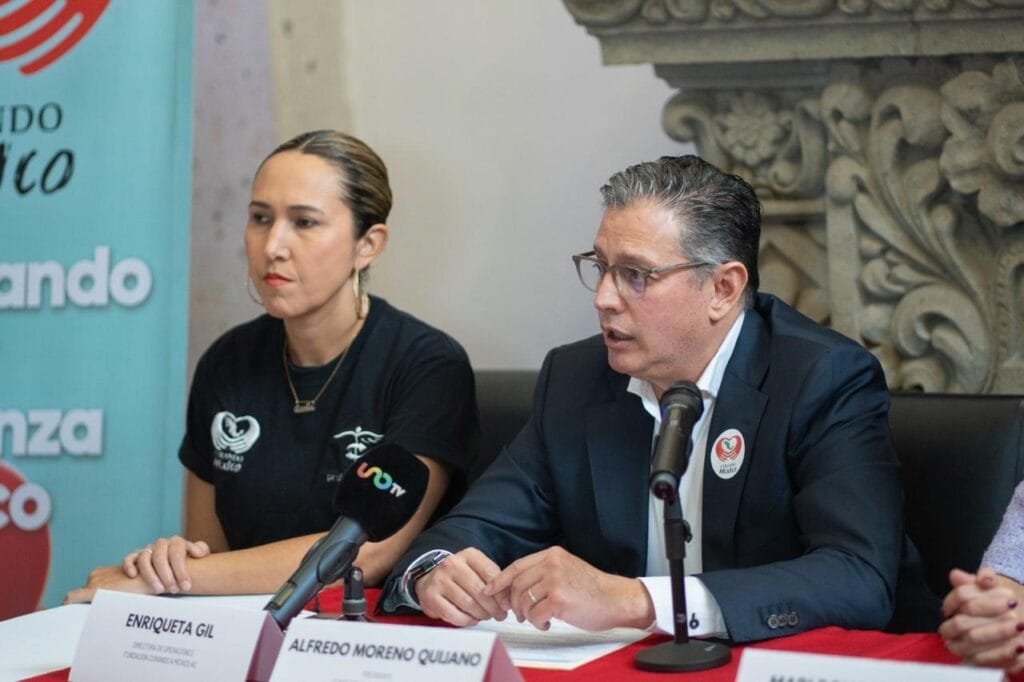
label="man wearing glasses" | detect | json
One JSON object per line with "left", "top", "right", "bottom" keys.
{"left": 382, "top": 155, "right": 914, "bottom": 642}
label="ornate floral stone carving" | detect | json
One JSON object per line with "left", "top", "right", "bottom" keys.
{"left": 830, "top": 58, "right": 1024, "bottom": 393}
{"left": 565, "top": 1, "right": 1024, "bottom": 67}
{"left": 566, "top": 0, "right": 1024, "bottom": 392}
{"left": 657, "top": 58, "right": 1024, "bottom": 392}
{"left": 663, "top": 90, "right": 826, "bottom": 197}
{"left": 940, "top": 59, "right": 1024, "bottom": 229}
{"left": 565, "top": 0, "right": 1024, "bottom": 27}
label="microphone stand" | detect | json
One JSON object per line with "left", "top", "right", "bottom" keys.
{"left": 634, "top": 489, "right": 731, "bottom": 672}
{"left": 341, "top": 565, "right": 369, "bottom": 621}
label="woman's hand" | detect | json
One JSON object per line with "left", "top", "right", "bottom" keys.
{"left": 940, "top": 567, "right": 1024, "bottom": 673}
{"left": 122, "top": 536, "right": 212, "bottom": 594}
{"left": 63, "top": 565, "right": 154, "bottom": 604}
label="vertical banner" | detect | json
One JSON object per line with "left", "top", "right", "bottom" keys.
{"left": 0, "top": 0, "right": 194, "bottom": 615}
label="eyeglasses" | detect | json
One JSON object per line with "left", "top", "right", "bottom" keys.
{"left": 571, "top": 250, "right": 716, "bottom": 300}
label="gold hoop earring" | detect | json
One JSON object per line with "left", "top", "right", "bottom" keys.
{"left": 246, "top": 274, "right": 264, "bottom": 307}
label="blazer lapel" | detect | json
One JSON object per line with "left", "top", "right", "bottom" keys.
{"left": 585, "top": 371, "right": 653, "bottom": 576}
{"left": 701, "top": 310, "right": 770, "bottom": 571}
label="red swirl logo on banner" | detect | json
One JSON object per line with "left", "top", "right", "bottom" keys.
{"left": 0, "top": 462, "right": 52, "bottom": 620}
{"left": 0, "top": 0, "right": 109, "bottom": 75}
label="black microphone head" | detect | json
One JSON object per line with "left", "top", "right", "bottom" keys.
{"left": 659, "top": 381, "right": 703, "bottom": 419}
{"left": 333, "top": 443, "right": 428, "bottom": 542}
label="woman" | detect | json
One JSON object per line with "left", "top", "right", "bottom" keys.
{"left": 65, "top": 130, "right": 477, "bottom": 601}
{"left": 940, "top": 479, "right": 1024, "bottom": 673}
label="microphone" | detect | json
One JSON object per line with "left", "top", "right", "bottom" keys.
{"left": 636, "top": 380, "right": 731, "bottom": 673}
{"left": 264, "top": 443, "right": 428, "bottom": 628}
{"left": 649, "top": 381, "right": 704, "bottom": 503}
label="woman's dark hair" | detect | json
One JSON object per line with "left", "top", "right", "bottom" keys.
{"left": 261, "top": 130, "right": 392, "bottom": 237}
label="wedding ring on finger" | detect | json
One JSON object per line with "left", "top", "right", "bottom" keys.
{"left": 528, "top": 586, "right": 539, "bottom": 605}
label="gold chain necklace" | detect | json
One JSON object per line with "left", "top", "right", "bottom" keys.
{"left": 282, "top": 339, "right": 350, "bottom": 414}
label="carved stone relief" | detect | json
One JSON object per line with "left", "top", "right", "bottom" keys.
{"left": 565, "top": 0, "right": 1024, "bottom": 26}
{"left": 565, "top": 0, "right": 1023, "bottom": 392}
{"left": 825, "top": 58, "right": 1023, "bottom": 392}
{"left": 662, "top": 57, "right": 1024, "bottom": 392}
{"left": 565, "top": 0, "right": 1024, "bottom": 64}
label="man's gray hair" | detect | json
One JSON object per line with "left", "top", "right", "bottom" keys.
{"left": 600, "top": 155, "right": 761, "bottom": 306}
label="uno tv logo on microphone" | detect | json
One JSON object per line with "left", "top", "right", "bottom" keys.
{"left": 355, "top": 461, "right": 407, "bottom": 497}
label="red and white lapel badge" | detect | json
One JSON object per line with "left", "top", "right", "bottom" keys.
{"left": 710, "top": 429, "right": 745, "bottom": 480}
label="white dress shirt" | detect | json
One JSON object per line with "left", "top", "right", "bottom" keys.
{"left": 633, "top": 311, "right": 745, "bottom": 638}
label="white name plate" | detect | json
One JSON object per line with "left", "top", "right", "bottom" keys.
{"left": 737, "top": 648, "right": 1003, "bottom": 682}
{"left": 70, "top": 590, "right": 283, "bottom": 682}
{"left": 271, "top": 617, "right": 522, "bottom": 682}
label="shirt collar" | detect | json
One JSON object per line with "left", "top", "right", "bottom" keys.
{"left": 627, "top": 310, "right": 746, "bottom": 422}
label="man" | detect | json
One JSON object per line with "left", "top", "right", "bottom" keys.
{"left": 381, "top": 155, "right": 909, "bottom": 642}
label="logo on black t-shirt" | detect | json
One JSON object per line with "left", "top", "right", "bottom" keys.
{"left": 332, "top": 426, "right": 383, "bottom": 460}
{"left": 211, "top": 411, "right": 261, "bottom": 473}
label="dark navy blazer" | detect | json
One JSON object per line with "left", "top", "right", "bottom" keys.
{"left": 386, "top": 294, "right": 904, "bottom": 642}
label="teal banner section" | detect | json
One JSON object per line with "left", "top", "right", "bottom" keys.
{"left": 0, "top": 0, "right": 194, "bottom": 614}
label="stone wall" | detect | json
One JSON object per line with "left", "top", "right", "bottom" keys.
{"left": 565, "top": 0, "right": 1024, "bottom": 393}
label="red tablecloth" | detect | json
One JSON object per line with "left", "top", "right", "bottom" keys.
{"left": 23, "top": 587, "right": 962, "bottom": 681}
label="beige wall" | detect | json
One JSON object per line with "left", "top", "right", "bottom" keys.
{"left": 192, "top": 1, "right": 693, "bottom": 372}
{"left": 189, "top": 0, "right": 276, "bottom": 375}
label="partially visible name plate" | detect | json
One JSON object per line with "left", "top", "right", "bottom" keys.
{"left": 70, "top": 590, "right": 282, "bottom": 682}
{"left": 737, "top": 648, "right": 1002, "bottom": 682}
{"left": 270, "top": 618, "right": 522, "bottom": 682}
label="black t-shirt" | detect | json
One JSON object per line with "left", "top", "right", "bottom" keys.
{"left": 179, "top": 296, "right": 479, "bottom": 549}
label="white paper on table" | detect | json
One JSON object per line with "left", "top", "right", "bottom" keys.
{"left": 470, "top": 617, "right": 648, "bottom": 670}
{"left": 737, "top": 648, "right": 1003, "bottom": 682}
{"left": 0, "top": 603, "right": 90, "bottom": 681}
